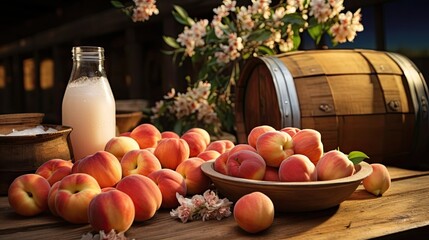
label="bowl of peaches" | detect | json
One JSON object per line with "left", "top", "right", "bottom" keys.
{"left": 201, "top": 126, "right": 374, "bottom": 212}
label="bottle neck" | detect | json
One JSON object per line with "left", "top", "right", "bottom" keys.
{"left": 70, "top": 46, "right": 106, "bottom": 81}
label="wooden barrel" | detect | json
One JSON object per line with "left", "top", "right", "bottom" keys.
{"left": 236, "top": 49, "right": 429, "bottom": 169}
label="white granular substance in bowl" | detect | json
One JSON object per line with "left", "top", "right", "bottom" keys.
{"left": 0, "top": 125, "right": 58, "bottom": 136}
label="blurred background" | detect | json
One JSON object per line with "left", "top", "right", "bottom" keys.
{"left": 0, "top": 0, "right": 427, "bottom": 124}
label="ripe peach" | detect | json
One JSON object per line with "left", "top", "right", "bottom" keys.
{"left": 154, "top": 138, "right": 190, "bottom": 169}
{"left": 363, "top": 163, "right": 391, "bottom": 196}
{"left": 185, "top": 127, "right": 211, "bottom": 146}
{"left": 197, "top": 150, "right": 221, "bottom": 161}
{"left": 256, "top": 131, "right": 294, "bottom": 167}
{"left": 161, "top": 131, "right": 180, "bottom": 139}
{"left": 227, "top": 150, "right": 266, "bottom": 180}
{"left": 280, "top": 127, "right": 300, "bottom": 137}
{"left": 116, "top": 174, "right": 162, "bottom": 221}
{"left": 104, "top": 136, "right": 140, "bottom": 160}
{"left": 55, "top": 173, "right": 101, "bottom": 224}
{"left": 121, "top": 149, "right": 162, "bottom": 177}
{"left": 247, "top": 125, "right": 276, "bottom": 148}
{"left": 74, "top": 151, "right": 122, "bottom": 188}
{"left": 228, "top": 144, "right": 257, "bottom": 156}
{"left": 181, "top": 132, "right": 207, "bottom": 157}
{"left": 213, "top": 152, "right": 229, "bottom": 175}
{"left": 278, "top": 154, "right": 317, "bottom": 182}
{"left": 263, "top": 166, "right": 280, "bottom": 181}
{"left": 316, "top": 150, "right": 355, "bottom": 181}
{"left": 292, "top": 129, "right": 323, "bottom": 165}
{"left": 233, "top": 192, "right": 274, "bottom": 233}
{"left": 206, "top": 140, "right": 235, "bottom": 154}
{"left": 176, "top": 157, "right": 211, "bottom": 195}
{"left": 35, "top": 158, "right": 73, "bottom": 185}
{"left": 88, "top": 189, "right": 135, "bottom": 233}
{"left": 148, "top": 169, "right": 187, "bottom": 208}
{"left": 130, "top": 123, "right": 162, "bottom": 149}
{"left": 8, "top": 174, "right": 51, "bottom": 216}
{"left": 47, "top": 181, "right": 61, "bottom": 216}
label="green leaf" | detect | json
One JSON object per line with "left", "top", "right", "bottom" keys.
{"left": 110, "top": 0, "right": 124, "bottom": 8}
{"left": 348, "top": 151, "right": 370, "bottom": 165}
{"left": 163, "top": 36, "right": 180, "bottom": 49}
{"left": 257, "top": 45, "right": 276, "bottom": 55}
{"left": 307, "top": 24, "right": 323, "bottom": 45}
{"left": 172, "top": 5, "right": 193, "bottom": 26}
{"left": 247, "top": 29, "right": 272, "bottom": 42}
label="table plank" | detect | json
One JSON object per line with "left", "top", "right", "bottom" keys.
{"left": 0, "top": 167, "right": 428, "bottom": 239}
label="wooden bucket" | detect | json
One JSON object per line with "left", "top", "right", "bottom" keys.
{"left": 236, "top": 49, "right": 429, "bottom": 169}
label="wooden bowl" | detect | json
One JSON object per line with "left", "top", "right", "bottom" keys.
{"left": 0, "top": 114, "right": 73, "bottom": 195}
{"left": 201, "top": 161, "right": 372, "bottom": 212}
{"left": 116, "top": 111, "right": 143, "bottom": 134}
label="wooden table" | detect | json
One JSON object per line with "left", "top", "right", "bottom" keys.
{"left": 1, "top": 166, "right": 429, "bottom": 239}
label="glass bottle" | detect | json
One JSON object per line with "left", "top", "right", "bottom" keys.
{"left": 62, "top": 46, "right": 116, "bottom": 161}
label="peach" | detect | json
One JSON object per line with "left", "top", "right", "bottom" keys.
{"left": 154, "top": 138, "right": 190, "bottom": 169}
{"left": 228, "top": 144, "right": 257, "bottom": 156}
{"left": 185, "top": 127, "right": 211, "bottom": 146}
{"left": 176, "top": 157, "right": 211, "bottom": 195}
{"left": 130, "top": 123, "right": 162, "bottom": 149}
{"left": 256, "top": 131, "right": 294, "bottom": 167}
{"left": 278, "top": 154, "right": 317, "bottom": 182}
{"left": 88, "top": 189, "right": 135, "bottom": 233}
{"left": 197, "top": 150, "right": 221, "bottom": 161}
{"left": 47, "top": 181, "right": 61, "bottom": 216}
{"left": 247, "top": 125, "right": 276, "bottom": 148}
{"left": 121, "top": 149, "right": 162, "bottom": 177}
{"left": 161, "top": 131, "right": 180, "bottom": 139}
{"left": 213, "top": 152, "right": 229, "bottom": 175}
{"left": 35, "top": 158, "right": 73, "bottom": 185}
{"left": 116, "top": 174, "right": 162, "bottom": 221}
{"left": 74, "top": 151, "right": 122, "bottom": 188}
{"left": 316, "top": 150, "right": 355, "bottom": 181}
{"left": 148, "top": 169, "right": 187, "bottom": 208}
{"left": 206, "top": 140, "right": 234, "bottom": 154}
{"left": 104, "top": 136, "right": 140, "bottom": 160}
{"left": 181, "top": 132, "right": 207, "bottom": 157}
{"left": 119, "top": 132, "right": 131, "bottom": 137}
{"left": 55, "top": 173, "right": 101, "bottom": 224}
{"left": 292, "top": 129, "right": 324, "bottom": 165}
{"left": 8, "top": 173, "right": 51, "bottom": 216}
{"left": 280, "top": 127, "right": 300, "bottom": 137}
{"left": 263, "top": 166, "right": 280, "bottom": 181}
{"left": 227, "top": 150, "right": 266, "bottom": 180}
{"left": 363, "top": 163, "right": 391, "bottom": 196}
{"left": 233, "top": 192, "right": 274, "bottom": 233}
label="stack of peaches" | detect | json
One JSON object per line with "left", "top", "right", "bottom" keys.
{"left": 7, "top": 123, "right": 391, "bottom": 235}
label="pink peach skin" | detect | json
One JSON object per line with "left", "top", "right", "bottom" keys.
{"left": 35, "top": 158, "right": 73, "bottom": 185}
{"left": 316, "top": 150, "right": 355, "bottom": 181}
{"left": 184, "top": 127, "right": 211, "bottom": 146}
{"left": 116, "top": 174, "right": 162, "bottom": 221}
{"left": 280, "top": 127, "right": 300, "bottom": 137}
{"left": 55, "top": 173, "right": 101, "bottom": 224}
{"left": 247, "top": 125, "right": 276, "bottom": 148}
{"left": 181, "top": 132, "right": 207, "bottom": 157}
{"left": 363, "top": 163, "right": 391, "bottom": 196}
{"left": 278, "top": 154, "right": 317, "bottom": 182}
{"left": 47, "top": 181, "right": 61, "bottom": 216}
{"left": 256, "top": 131, "right": 294, "bottom": 167}
{"left": 161, "top": 131, "right": 180, "bottom": 139}
{"left": 88, "top": 189, "right": 135, "bottom": 233}
{"left": 233, "top": 192, "right": 274, "bottom": 233}
{"left": 8, "top": 173, "right": 51, "bottom": 216}
{"left": 104, "top": 136, "right": 140, "bottom": 160}
{"left": 228, "top": 144, "right": 257, "bottom": 156}
{"left": 154, "top": 138, "right": 190, "bottom": 169}
{"left": 148, "top": 169, "right": 187, "bottom": 209}
{"left": 213, "top": 152, "right": 229, "bottom": 175}
{"left": 263, "top": 166, "right": 280, "bottom": 181}
{"left": 227, "top": 150, "right": 266, "bottom": 180}
{"left": 130, "top": 123, "right": 162, "bottom": 149}
{"left": 292, "top": 128, "right": 324, "bottom": 165}
{"left": 197, "top": 150, "right": 221, "bottom": 161}
{"left": 74, "top": 151, "right": 122, "bottom": 188}
{"left": 206, "top": 140, "right": 235, "bottom": 154}
{"left": 176, "top": 157, "right": 211, "bottom": 195}
{"left": 121, "top": 149, "right": 162, "bottom": 177}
